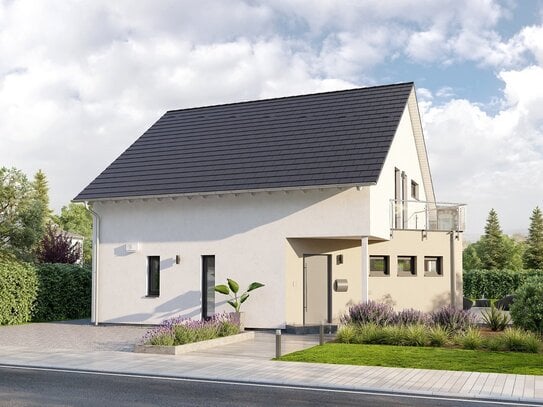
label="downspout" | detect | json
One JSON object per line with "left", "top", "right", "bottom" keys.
{"left": 85, "top": 202, "right": 100, "bottom": 326}
{"left": 450, "top": 231, "right": 456, "bottom": 308}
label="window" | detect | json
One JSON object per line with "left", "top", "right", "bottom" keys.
{"left": 202, "top": 255, "right": 215, "bottom": 319}
{"left": 394, "top": 168, "right": 401, "bottom": 228}
{"left": 397, "top": 256, "right": 416, "bottom": 276}
{"left": 411, "top": 181, "right": 419, "bottom": 200}
{"left": 424, "top": 256, "right": 443, "bottom": 276}
{"left": 370, "top": 256, "right": 389, "bottom": 277}
{"left": 147, "top": 256, "right": 160, "bottom": 296}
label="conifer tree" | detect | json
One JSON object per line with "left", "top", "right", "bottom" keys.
{"left": 524, "top": 207, "right": 543, "bottom": 269}
{"left": 32, "top": 169, "right": 52, "bottom": 222}
{"left": 478, "top": 209, "right": 508, "bottom": 270}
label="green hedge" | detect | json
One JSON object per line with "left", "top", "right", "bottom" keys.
{"left": 510, "top": 277, "right": 543, "bottom": 333}
{"left": 0, "top": 255, "right": 38, "bottom": 325}
{"left": 33, "top": 263, "right": 92, "bottom": 321}
{"left": 463, "top": 269, "right": 543, "bottom": 299}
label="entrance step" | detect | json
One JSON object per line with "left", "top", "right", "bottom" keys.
{"left": 285, "top": 324, "right": 337, "bottom": 335}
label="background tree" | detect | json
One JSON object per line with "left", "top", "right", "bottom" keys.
{"left": 463, "top": 243, "right": 482, "bottom": 270}
{"left": 36, "top": 223, "right": 81, "bottom": 264}
{"left": 478, "top": 209, "right": 508, "bottom": 270}
{"left": 55, "top": 203, "right": 92, "bottom": 264}
{"left": 463, "top": 209, "right": 524, "bottom": 271}
{"left": 524, "top": 207, "right": 543, "bottom": 269}
{"left": 32, "top": 169, "right": 52, "bottom": 223}
{"left": 0, "top": 167, "right": 47, "bottom": 260}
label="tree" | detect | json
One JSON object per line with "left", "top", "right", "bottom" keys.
{"left": 0, "top": 167, "right": 47, "bottom": 260}
{"left": 32, "top": 169, "right": 52, "bottom": 222}
{"left": 478, "top": 209, "right": 509, "bottom": 270}
{"left": 463, "top": 243, "right": 482, "bottom": 270}
{"left": 524, "top": 207, "right": 543, "bottom": 269}
{"left": 36, "top": 223, "right": 82, "bottom": 264}
{"left": 55, "top": 203, "right": 93, "bottom": 264}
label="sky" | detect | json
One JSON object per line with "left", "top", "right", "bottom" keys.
{"left": 1, "top": 0, "right": 543, "bottom": 239}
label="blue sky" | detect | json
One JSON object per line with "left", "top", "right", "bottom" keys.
{"left": 1, "top": 0, "right": 542, "bottom": 239}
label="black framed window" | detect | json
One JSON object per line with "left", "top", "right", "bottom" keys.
{"left": 370, "top": 256, "right": 389, "bottom": 277}
{"left": 424, "top": 256, "right": 443, "bottom": 276}
{"left": 202, "top": 256, "right": 215, "bottom": 319}
{"left": 411, "top": 181, "right": 419, "bottom": 200}
{"left": 147, "top": 256, "right": 160, "bottom": 297}
{"left": 398, "top": 256, "right": 416, "bottom": 276}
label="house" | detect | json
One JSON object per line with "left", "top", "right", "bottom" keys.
{"left": 74, "top": 82, "right": 465, "bottom": 328}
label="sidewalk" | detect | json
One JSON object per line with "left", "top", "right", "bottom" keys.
{"left": 0, "top": 331, "right": 542, "bottom": 404}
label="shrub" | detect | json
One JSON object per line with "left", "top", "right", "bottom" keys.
{"left": 498, "top": 328, "right": 541, "bottom": 353}
{"left": 0, "top": 254, "right": 38, "bottom": 325}
{"left": 32, "top": 263, "right": 91, "bottom": 321}
{"left": 343, "top": 301, "right": 395, "bottom": 326}
{"left": 36, "top": 224, "right": 82, "bottom": 264}
{"left": 430, "top": 306, "right": 476, "bottom": 333}
{"left": 142, "top": 313, "right": 240, "bottom": 346}
{"left": 463, "top": 269, "right": 543, "bottom": 299}
{"left": 455, "top": 327, "right": 483, "bottom": 350}
{"left": 394, "top": 308, "right": 428, "bottom": 326}
{"left": 510, "top": 277, "right": 543, "bottom": 333}
{"left": 481, "top": 305, "right": 511, "bottom": 331}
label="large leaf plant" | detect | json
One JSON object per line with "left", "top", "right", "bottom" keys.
{"left": 214, "top": 279, "right": 264, "bottom": 312}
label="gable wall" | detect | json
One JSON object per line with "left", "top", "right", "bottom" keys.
{"left": 369, "top": 103, "right": 428, "bottom": 239}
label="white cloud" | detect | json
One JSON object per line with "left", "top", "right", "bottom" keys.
{"left": 422, "top": 65, "right": 543, "bottom": 235}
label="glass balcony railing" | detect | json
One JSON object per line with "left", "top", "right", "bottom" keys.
{"left": 389, "top": 199, "right": 466, "bottom": 232}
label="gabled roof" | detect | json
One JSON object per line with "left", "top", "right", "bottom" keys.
{"left": 74, "top": 82, "right": 414, "bottom": 201}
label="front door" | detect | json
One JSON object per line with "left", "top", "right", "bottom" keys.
{"left": 303, "top": 254, "right": 331, "bottom": 325}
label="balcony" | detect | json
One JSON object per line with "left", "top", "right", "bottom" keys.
{"left": 390, "top": 199, "right": 466, "bottom": 232}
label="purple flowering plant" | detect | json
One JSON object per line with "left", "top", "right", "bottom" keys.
{"left": 141, "top": 312, "right": 240, "bottom": 346}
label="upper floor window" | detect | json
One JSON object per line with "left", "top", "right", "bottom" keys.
{"left": 411, "top": 181, "right": 419, "bottom": 200}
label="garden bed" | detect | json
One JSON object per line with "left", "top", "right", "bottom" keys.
{"left": 135, "top": 312, "right": 245, "bottom": 355}
{"left": 134, "top": 331, "right": 255, "bottom": 355}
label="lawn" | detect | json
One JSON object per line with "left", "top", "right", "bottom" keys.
{"left": 278, "top": 343, "right": 543, "bottom": 375}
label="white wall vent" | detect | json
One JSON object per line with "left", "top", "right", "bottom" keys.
{"left": 125, "top": 243, "right": 139, "bottom": 253}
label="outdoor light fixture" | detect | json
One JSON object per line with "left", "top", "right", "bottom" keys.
{"left": 176, "top": 255, "right": 181, "bottom": 264}
{"left": 336, "top": 254, "right": 343, "bottom": 265}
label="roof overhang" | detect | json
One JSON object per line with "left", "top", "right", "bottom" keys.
{"left": 73, "top": 182, "right": 376, "bottom": 204}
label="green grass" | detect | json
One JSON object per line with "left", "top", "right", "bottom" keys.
{"left": 278, "top": 343, "right": 543, "bottom": 375}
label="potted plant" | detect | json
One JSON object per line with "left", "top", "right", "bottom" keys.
{"left": 214, "top": 279, "right": 264, "bottom": 331}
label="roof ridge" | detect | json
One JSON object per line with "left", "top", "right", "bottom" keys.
{"left": 165, "top": 82, "right": 414, "bottom": 114}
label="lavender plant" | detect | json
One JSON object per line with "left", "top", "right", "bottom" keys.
{"left": 141, "top": 312, "right": 240, "bottom": 346}
{"left": 393, "top": 308, "right": 429, "bottom": 326}
{"left": 429, "top": 305, "right": 476, "bottom": 333}
{"left": 342, "top": 300, "right": 395, "bottom": 326}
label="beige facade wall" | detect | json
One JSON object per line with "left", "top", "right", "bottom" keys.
{"left": 285, "top": 239, "right": 362, "bottom": 325}
{"left": 368, "top": 230, "right": 463, "bottom": 312}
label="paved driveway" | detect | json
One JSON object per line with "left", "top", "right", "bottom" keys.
{"left": 0, "top": 320, "right": 148, "bottom": 352}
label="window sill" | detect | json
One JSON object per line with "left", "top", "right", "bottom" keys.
{"left": 145, "top": 295, "right": 160, "bottom": 298}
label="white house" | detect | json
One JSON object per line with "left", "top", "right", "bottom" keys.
{"left": 75, "top": 82, "right": 465, "bottom": 329}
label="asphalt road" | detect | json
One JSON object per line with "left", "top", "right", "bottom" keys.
{"left": 0, "top": 365, "right": 534, "bottom": 407}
